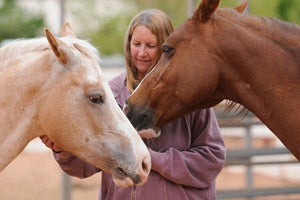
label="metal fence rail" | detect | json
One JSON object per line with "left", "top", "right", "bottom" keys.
{"left": 216, "top": 117, "right": 300, "bottom": 199}
{"left": 217, "top": 187, "right": 300, "bottom": 199}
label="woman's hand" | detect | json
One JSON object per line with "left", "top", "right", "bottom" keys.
{"left": 40, "top": 135, "right": 64, "bottom": 153}
{"left": 138, "top": 129, "right": 160, "bottom": 139}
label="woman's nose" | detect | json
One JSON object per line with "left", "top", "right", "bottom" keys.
{"left": 138, "top": 46, "right": 148, "bottom": 56}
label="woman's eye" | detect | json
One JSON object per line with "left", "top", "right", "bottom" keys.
{"left": 132, "top": 42, "right": 140, "bottom": 47}
{"left": 147, "top": 44, "right": 157, "bottom": 49}
{"left": 89, "top": 94, "right": 104, "bottom": 104}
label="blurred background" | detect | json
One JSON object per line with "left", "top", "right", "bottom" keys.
{"left": 0, "top": 0, "right": 300, "bottom": 200}
{"left": 1, "top": 0, "right": 300, "bottom": 56}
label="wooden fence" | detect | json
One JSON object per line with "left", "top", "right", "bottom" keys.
{"left": 216, "top": 118, "right": 300, "bottom": 199}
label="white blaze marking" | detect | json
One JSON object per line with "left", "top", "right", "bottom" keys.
{"left": 86, "top": 70, "right": 98, "bottom": 84}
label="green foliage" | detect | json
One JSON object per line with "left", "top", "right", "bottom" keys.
{"left": 0, "top": 0, "right": 45, "bottom": 42}
{"left": 133, "top": 0, "right": 189, "bottom": 26}
{"left": 277, "top": 0, "right": 300, "bottom": 23}
{"left": 88, "top": 14, "right": 133, "bottom": 55}
{"left": 219, "top": 0, "right": 300, "bottom": 25}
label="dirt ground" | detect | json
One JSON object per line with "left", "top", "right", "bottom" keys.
{"left": 0, "top": 150, "right": 100, "bottom": 200}
{"left": 1, "top": 138, "right": 300, "bottom": 200}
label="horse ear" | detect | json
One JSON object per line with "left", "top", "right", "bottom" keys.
{"left": 193, "top": 0, "right": 220, "bottom": 23}
{"left": 234, "top": 0, "right": 248, "bottom": 13}
{"left": 44, "top": 28, "right": 69, "bottom": 64}
{"left": 61, "top": 22, "right": 77, "bottom": 38}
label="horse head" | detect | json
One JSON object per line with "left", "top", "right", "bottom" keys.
{"left": 125, "top": 0, "right": 228, "bottom": 133}
{"left": 0, "top": 23, "right": 150, "bottom": 187}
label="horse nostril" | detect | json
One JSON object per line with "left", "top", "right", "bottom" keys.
{"left": 117, "top": 167, "right": 142, "bottom": 185}
{"left": 142, "top": 158, "right": 148, "bottom": 174}
{"left": 142, "top": 156, "right": 151, "bottom": 176}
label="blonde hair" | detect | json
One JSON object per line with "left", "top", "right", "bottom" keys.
{"left": 124, "top": 9, "right": 174, "bottom": 91}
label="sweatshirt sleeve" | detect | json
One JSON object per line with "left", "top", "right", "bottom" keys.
{"left": 53, "top": 151, "right": 100, "bottom": 178}
{"left": 150, "top": 108, "right": 225, "bottom": 189}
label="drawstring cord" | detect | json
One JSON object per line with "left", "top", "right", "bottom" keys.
{"left": 131, "top": 185, "right": 136, "bottom": 200}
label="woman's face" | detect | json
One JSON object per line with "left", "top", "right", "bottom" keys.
{"left": 130, "top": 25, "right": 158, "bottom": 80}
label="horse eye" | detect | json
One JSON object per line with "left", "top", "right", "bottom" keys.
{"left": 162, "top": 45, "right": 175, "bottom": 57}
{"left": 89, "top": 94, "right": 104, "bottom": 104}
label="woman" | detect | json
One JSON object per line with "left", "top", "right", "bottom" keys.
{"left": 41, "top": 9, "right": 225, "bottom": 200}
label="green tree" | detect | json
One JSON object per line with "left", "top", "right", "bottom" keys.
{"left": 88, "top": 14, "right": 133, "bottom": 55}
{"left": 0, "top": 0, "right": 45, "bottom": 42}
{"left": 277, "top": 0, "right": 300, "bottom": 24}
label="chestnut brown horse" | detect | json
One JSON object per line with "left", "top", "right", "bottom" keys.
{"left": 125, "top": 0, "right": 300, "bottom": 160}
{"left": 0, "top": 23, "right": 150, "bottom": 187}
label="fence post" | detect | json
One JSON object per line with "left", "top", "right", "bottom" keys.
{"left": 186, "top": 0, "right": 195, "bottom": 17}
{"left": 61, "top": 172, "right": 71, "bottom": 200}
{"left": 245, "top": 124, "right": 253, "bottom": 200}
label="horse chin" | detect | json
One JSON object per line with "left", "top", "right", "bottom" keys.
{"left": 138, "top": 128, "right": 161, "bottom": 139}
{"left": 112, "top": 176, "right": 135, "bottom": 188}
{"left": 112, "top": 173, "right": 147, "bottom": 187}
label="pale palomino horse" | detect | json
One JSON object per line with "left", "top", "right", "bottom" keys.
{"left": 0, "top": 23, "right": 150, "bottom": 187}
{"left": 125, "top": 0, "right": 300, "bottom": 160}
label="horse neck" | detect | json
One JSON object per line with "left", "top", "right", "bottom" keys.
{"left": 221, "top": 70, "right": 300, "bottom": 159}
{"left": 216, "top": 13, "right": 300, "bottom": 158}
{"left": 0, "top": 111, "right": 37, "bottom": 171}
{"left": 0, "top": 50, "right": 49, "bottom": 171}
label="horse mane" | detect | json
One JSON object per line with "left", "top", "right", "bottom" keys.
{"left": 0, "top": 36, "right": 100, "bottom": 62}
{"left": 217, "top": 8, "right": 300, "bottom": 46}
{"left": 0, "top": 38, "right": 49, "bottom": 61}
{"left": 223, "top": 100, "right": 249, "bottom": 118}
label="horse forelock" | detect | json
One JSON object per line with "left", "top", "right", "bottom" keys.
{"left": 59, "top": 37, "right": 105, "bottom": 86}
{"left": 61, "top": 36, "right": 101, "bottom": 63}
{"left": 217, "top": 8, "right": 300, "bottom": 46}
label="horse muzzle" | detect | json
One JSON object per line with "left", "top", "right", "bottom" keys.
{"left": 112, "top": 153, "right": 151, "bottom": 187}
{"left": 124, "top": 102, "right": 160, "bottom": 138}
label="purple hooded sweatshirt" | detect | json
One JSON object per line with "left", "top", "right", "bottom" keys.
{"left": 53, "top": 72, "right": 225, "bottom": 200}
